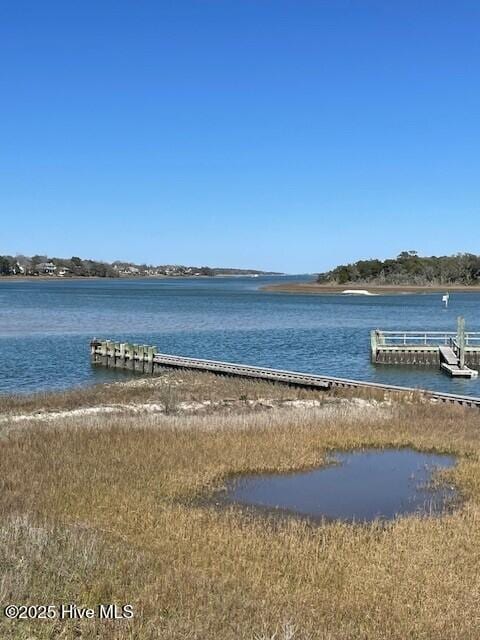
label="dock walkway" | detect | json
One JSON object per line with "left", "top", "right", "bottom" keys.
{"left": 90, "top": 339, "right": 480, "bottom": 408}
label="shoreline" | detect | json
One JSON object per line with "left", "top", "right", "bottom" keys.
{"left": 0, "top": 273, "right": 277, "bottom": 283}
{"left": 262, "top": 281, "right": 480, "bottom": 295}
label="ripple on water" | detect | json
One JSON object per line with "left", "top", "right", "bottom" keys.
{"left": 1, "top": 276, "right": 480, "bottom": 395}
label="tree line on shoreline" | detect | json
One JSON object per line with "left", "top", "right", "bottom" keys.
{"left": 0, "top": 254, "right": 274, "bottom": 278}
{"left": 317, "top": 251, "right": 480, "bottom": 286}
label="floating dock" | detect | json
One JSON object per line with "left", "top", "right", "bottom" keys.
{"left": 371, "top": 317, "right": 479, "bottom": 378}
{"left": 90, "top": 339, "right": 480, "bottom": 408}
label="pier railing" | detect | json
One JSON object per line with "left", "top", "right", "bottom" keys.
{"left": 371, "top": 321, "right": 480, "bottom": 371}
{"left": 372, "top": 331, "right": 480, "bottom": 347}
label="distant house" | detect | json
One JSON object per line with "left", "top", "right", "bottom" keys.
{"left": 113, "top": 263, "right": 140, "bottom": 276}
{"left": 126, "top": 266, "right": 140, "bottom": 275}
{"left": 37, "top": 262, "right": 57, "bottom": 275}
{"left": 58, "top": 267, "right": 70, "bottom": 277}
{"left": 12, "top": 262, "right": 25, "bottom": 275}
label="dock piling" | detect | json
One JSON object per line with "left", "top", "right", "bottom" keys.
{"left": 457, "top": 316, "right": 466, "bottom": 370}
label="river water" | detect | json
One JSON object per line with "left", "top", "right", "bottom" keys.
{"left": 1, "top": 276, "right": 479, "bottom": 396}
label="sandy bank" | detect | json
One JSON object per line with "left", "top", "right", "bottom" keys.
{"left": 261, "top": 281, "right": 480, "bottom": 295}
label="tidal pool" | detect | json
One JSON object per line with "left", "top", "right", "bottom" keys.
{"left": 222, "top": 449, "right": 457, "bottom": 522}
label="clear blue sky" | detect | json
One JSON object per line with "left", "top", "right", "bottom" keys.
{"left": 1, "top": 1, "right": 479, "bottom": 273}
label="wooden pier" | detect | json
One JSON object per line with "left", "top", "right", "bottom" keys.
{"left": 90, "top": 339, "right": 480, "bottom": 408}
{"left": 371, "top": 317, "right": 480, "bottom": 378}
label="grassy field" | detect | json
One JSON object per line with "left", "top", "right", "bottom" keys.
{"left": 1, "top": 371, "right": 480, "bottom": 639}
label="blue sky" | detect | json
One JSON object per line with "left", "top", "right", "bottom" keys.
{"left": 1, "top": 1, "right": 479, "bottom": 273}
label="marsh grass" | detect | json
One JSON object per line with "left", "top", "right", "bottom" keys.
{"left": 0, "top": 370, "right": 332, "bottom": 416}
{"left": 0, "top": 373, "right": 479, "bottom": 639}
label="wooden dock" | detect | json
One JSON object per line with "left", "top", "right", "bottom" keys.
{"left": 371, "top": 317, "right": 480, "bottom": 378}
{"left": 90, "top": 339, "right": 480, "bottom": 408}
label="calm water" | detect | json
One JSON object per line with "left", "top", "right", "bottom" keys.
{"left": 1, "top": 276, "right": 480, "bottom": 396}
{"left": 222, "top": 449, "right": 457, "bottom": 522}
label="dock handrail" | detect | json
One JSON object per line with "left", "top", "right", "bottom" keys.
{"left": 375, "top": 331, "right": 480, "bottom": 346}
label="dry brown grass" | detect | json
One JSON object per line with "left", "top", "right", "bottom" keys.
{"left": 0, "top": 369, "right": 332, "bottom": 416}
{"left": 1, "top": 373, "right": 480, "bottom": 639}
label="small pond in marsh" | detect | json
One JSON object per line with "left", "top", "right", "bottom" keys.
{"left": 222, "top": 449, "right": 457, "bottom": 522}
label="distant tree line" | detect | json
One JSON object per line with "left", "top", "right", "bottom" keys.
{"left": 0, "top": 254, "right": 273, "bottom": 278}
{"left": 317, "top": 251, "right": 480, "bottom": 286}
{"left": 0, "top": 254, "right": 118, "bottom": 277}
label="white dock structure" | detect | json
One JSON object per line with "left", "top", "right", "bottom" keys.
{"left": 371, "top": 317, "right": 479, "bottom": 378}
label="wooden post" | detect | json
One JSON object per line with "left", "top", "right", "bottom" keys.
{"left": 132, "top": 344, "right": 139, "bottom": 372}
{"left": 119, "top": 342, "right": 126, "bottom": 369}
{"left": 90, "top": 338, "right": 100, "bottom": 364}
{"left": 113, "top": 342, "right": 121, "bottom": 368}
{"left": 105, "top": 340, "right": 113, "bottom": 367}
{"left": 137, "top": 345, "right": 144, "bottom": 372}
{"left": 125, "top": 343, "right": 134, "bottom": 370}
{"left": 145, "top": 346, "right": 153, "bottom": 373}
{"left": 457, "top": 316, "right": 466, "bottom": 370}
{"left": 370, "top": 330, "right": 378, "bottom": 363}
{"left": 100, "top": 341, "right": 108, "bottom": 366}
